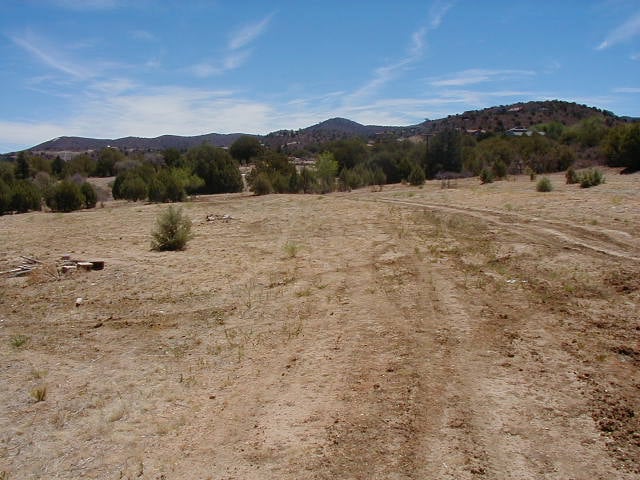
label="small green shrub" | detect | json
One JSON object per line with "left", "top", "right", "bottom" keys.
{"left": 151, "top": 206, "right": 194, "bottom": 251}
{"left": 252, "top": 172, "right": 273, "bottom": 196}
{"left": 30, "top": 385, "right": 47, "bottom": 402}
{"left": 408, "top": 165, "right": 426, "bottom": 186}
{"left": 579, "top": 168, "right": 604, "bottom": 188}
{"left": 536, "top": 177, "right": 553, "bottom": 192}
{"left": 565, "top": 166, "right": 579, "bottom": 184}
{"left": 10, "top": 334, "right": 29, "bottom": 348}
{"left": 480, "top": 168, "right": 494, "bottom": 184}
{"left": 283, "top": 241, "right": 300, "bottom": 258}
{"left": 492, "top": 160, "right": 507, "bottom": 179}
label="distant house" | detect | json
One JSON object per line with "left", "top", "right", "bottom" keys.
{"left": 506, "top": 127, "right": 531, "bottom": 137}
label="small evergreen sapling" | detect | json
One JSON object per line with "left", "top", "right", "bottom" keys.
{"left": 150, "top": 206, "right": 194, "bottom": 251}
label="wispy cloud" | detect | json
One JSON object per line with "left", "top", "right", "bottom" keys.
{"left": 189, "top": 50, "right": 251, "bottom": 78}
{"left": 348, "top": 1, "right": 453, "bottom": 101}
{"left": 46, "top": 0, "right": 121, "bottom": 10}
{"left": 631, "top": 52, "right": 640, "bottom": 60}
{"left": 130, "top": 29, "right": 156, "bottom": 42}
{"left": 429, "top": 69, "right": 536, "bottom": 87}
{"left": 9, "top": 31, "right": 91, "bottom": 79}
{"left": 596, "top": 12, "right": 640, "bottom": 50}
{"left": 228, "top": 13, "right": 274, "bottom": 51}
{"left": 189, "top": 13, "right": 274, "bottom": 78}
{"left": 613, "top": 86, "right": 640, "bottom": 93}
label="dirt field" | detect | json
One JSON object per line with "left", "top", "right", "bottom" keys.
{"left": 1, "top": 169, "right": 639, "bottom": 479}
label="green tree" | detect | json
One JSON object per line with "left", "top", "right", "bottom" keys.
{"left": 29, "top": 155, "right": 52, "bottom": 175}
{"left": 15, "top": 152, "right": 30, "bottom": 179}
{"left": 373, "top": 167, "right": 387, "bottom": 188}
{"left": 229, "top": 135, "right": 263, "bottom": 163}
{"left": 251, "top": 172, "right": 274, "bottom": 195}
{"left": 46, "top": 180, "right": 84, "bottom": 212}
{"left": 95, "top": 147, "right": 124, "bottom": 177}
{"left": 119, "top": 174, "right": 148, "bottom": 201}
{"left": 247, "top": 150, "right": 297, "bottom": 194}
{"left": 0, "top": 178, "right": 13, "bottom": 214}
{"left": 66, "top": 153, "right": 97, "bottom": 177}
{"left": 10, "top": 180, "right": 41, "bottom": 212}
{"left": 408, "top": 165, "right": 426, "bottom": 186}
{"left": 185, "top": 144, "right": 243, "bottom": 194}
{"left": 0, "top": 161, "right": 15, "bottom": 183}
{"left": 566, "top": 116, "right": 607, "bottom": 148}
{"left": 603, "top": 123, "right": 640, "bottom": 172}
{"left": 80, "top": 182, "right": 98, "bottom": 208}
{"left": 52, "top": 155, "right": 66, "bottom": 178}
{"left": 534, "top": 121, "right": 564, "bottom": 140}
{"left": 162, "top": 148, "right": 183, "bottom": 168}
{"left": 315, "top": 152, "right": 338, "bottom": 193}
{"left": 299, "top": 166, "right": 316, "bottom": 193}
{"left": 425, "top": 129, "right": 462, "bottom": 178}
{"left": 326, "top": 138, "right": 368, "bottom": 170}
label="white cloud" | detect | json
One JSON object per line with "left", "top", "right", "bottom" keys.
{"left": 613, "top": 87, "right": 640, "bottom": 93}
{"left": 189, "top": 14, "right": 273, "bottom": 78}
{"left": 597, "top": 12, "right": 640, "bottom": 50}
{"left": 429, "top": 69, "right": 536, "bottom": 87}
{"left": 0, "top": 120, "right": 68, "bottom": 152}
{"left": 189, "top": 50, "right": 251, "bottom": 77}
{"left": 46, "top": 0, "right": 121, "bottom": 9}
{"left": 428, "top": 0, "right": 454, "bottom": 29}
{"left": 9, "top": 32, "right": 92, "bottom": 79}
{"left": 130, "top": 29, "right": 156, "bottom": 42}
{"left": 348, "top": 2, "right": 453, "bottom": 102}
{"left": 228, "top": 13, "right": 274, "bottom": 51}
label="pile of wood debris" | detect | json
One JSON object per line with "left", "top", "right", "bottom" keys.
{"left": 1, "top": 255, "right": 104, "bottom": 278}
{"left": 206, "top": 213, "right": 235, "bottom": 223}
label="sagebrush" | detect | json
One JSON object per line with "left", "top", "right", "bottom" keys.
{"left": 536, "top": 177, "right": 553, "bottom": 192}
{"left": 150, "top": 206, "right": 194, "bottom": 251}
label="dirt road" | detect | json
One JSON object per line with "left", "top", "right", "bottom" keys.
{"left": 1, "top": 170, "right": 638, "bottom": 479}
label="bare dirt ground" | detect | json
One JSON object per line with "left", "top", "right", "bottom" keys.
{"left": 1, "top": 169, "right": 639, "bottom": 479}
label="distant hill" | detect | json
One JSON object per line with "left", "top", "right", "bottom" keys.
{"left": 419, "top": 100, "right": 622, "bottom": 134}
{"left": 27, "top": 100, "right": 633, "bottom": 154}
{"left": 31, "top": 132, "right": 245, "bottom": 153}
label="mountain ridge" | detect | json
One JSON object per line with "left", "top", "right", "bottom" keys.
{"left": 27, "top": 100, "right": 635, "bottom": 153}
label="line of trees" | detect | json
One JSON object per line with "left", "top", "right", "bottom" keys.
{"left": 0, "top": 152, "right": 98, "bottom": 215}
{"left": 2, "top": 115, "right": 638, "bottom": 213}
{"left": 111, "top": 144, "right": 243, "bottom": 202}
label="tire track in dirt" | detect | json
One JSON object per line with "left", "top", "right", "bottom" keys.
{"left": 376, "top": 198, "right": 640, "bottom": 262}
{"left": 335, "top": 198, "right": 636, "bottom": 479}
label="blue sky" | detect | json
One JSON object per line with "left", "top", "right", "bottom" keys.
{"left": 1, "top": 0, "right": 639, "bottom": 152}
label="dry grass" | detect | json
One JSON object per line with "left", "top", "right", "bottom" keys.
{"left": 0, "top": 169, "right": 639, "bottom": 479}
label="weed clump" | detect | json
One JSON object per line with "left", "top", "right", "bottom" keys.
{"left": 565, "top": 166, "right": 579, "bottom": 184}
{"left": 30, "top": 385, "right": 47, "bottom": 402}
{"left": 10, "top": 334, "right": 29, "bottom": 348}
{"left": 579, "top": 168, "right": 604, "bottom": 188}
{"left": 283, "top": 241, "right": 300, "bottom": 258}
{"left": 408, "top": 165, "right": 426, "bottom": 186}
{"left": 480, "top": 168, "right": 494, "bottom": 184}
{"left": 150, "top": 206, "right": 194, "bottom": 251}
{"left": 536, "top": 177, "right": 553, "bottom": 192}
